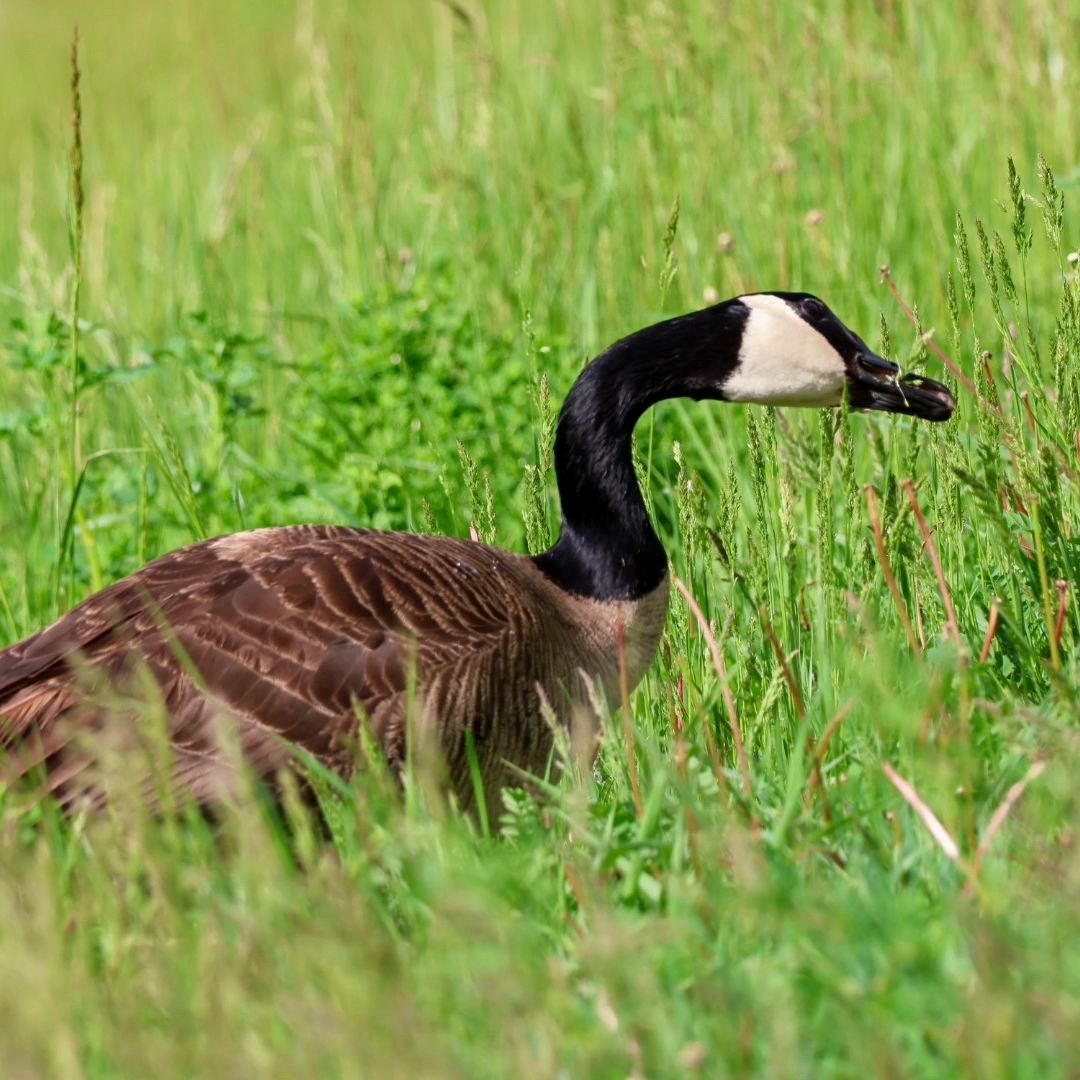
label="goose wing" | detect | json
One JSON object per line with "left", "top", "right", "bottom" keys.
{"left": 0, "top": 525, "right": 534, "bottom": 805}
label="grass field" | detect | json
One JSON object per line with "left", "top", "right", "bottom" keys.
{"left": 1, "top": 1, "right": 1078, "bottom": 1075}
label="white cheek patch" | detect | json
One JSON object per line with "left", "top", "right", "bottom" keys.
{"left": 722, "top": 294, "right": 847, "bottom": 406}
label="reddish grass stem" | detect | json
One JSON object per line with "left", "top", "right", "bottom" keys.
{"left": 974, "top": 760, "right": 1047, "bottom": 870}
{"left": 760, "top": 613, "right": 806, "bottom": 717}
{"left": 902, "top": 480, "right": 960, "bottom": 645}
{"left": 803, "top": 699, "right": 853, "bottom": 820}
{"left": 760, "top": 612, "right": 830, "bottom": 822}
{"left": 882, "top": 762, "right": 960, "bottom": 860}
{"left": 865, "top": 485, "right": 920, "bottom": 652}
{"left": 979, "top": 598, "right": 1002, "bottom": 663}
{"left": 813, "top": 701, "right": 853, "bottom": 770}
{"left": 673, "top": 575, "right": 752, "bottom": 803}
{"left": 879, "top": 266, "right": 979, "bottom": 399}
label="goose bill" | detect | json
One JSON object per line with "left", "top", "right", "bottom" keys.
{"left": 848, "top": 354, "right": 956, "bottom": 422}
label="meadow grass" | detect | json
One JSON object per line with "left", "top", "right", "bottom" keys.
{"left": 0, "top": 1, "right": 1078, "bottom": 1075}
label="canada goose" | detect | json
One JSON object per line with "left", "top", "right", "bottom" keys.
{"left": 0, "top": 293, "right": 954, "bottom": 817}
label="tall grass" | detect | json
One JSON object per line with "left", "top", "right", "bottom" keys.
{"left": 0, "top": 1, "right": 1077, "bottom": 1074}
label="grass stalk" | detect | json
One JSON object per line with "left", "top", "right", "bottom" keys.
{"left": 879, "top": 266, "right": 978, "bottom": 399}
{"left": 69, "top": 24, "right": 84, "bottom": 482}
{"left": 1030, "top": 497, "right": 1060, "bottom": 671}
{"left": 882, "top": 762, "right": 959, "bottom": 861}
{"left": 979, "top": 598, "right": 1002, "bottom": 663}
{"left": 673, "top": 575, "right": 752, "bottom": 804}
{"left": 1054, "top": 580, "right": 1068, "bottom": 652}
{"left": 865, "top": 484, "right": 920, "bottom": 652}
{"left": 974, "top": 760, "right": 1047, "bottom": 871}
{"left": 902, "top": 479, "right": 960, "bottom": 645}
{"left": 760, "top": 611, "right": 806, "bottom": 718}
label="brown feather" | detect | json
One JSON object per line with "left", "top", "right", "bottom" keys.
{"left": 0, "top": 525, "right": 669, "bottom": 817}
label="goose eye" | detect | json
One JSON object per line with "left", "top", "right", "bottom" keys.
{"left": 802, "top": 298, "right": 826, "bottom": 319}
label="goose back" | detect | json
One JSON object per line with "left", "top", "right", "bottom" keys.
{"left": 0, "top": 525, "right": 669, "bottom": 812}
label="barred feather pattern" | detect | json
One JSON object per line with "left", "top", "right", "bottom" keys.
{"left": 0, "top": 526, "right": 669, "bottom": 814}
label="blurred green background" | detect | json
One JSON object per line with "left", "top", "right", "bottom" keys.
{"left": 4, "top": 1, "right": 1077, "bottom": 333}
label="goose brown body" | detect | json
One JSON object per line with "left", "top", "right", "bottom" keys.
{"left": 0, "top": 525, "right": 668, "bottom": 810}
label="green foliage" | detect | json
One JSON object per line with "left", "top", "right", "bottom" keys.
{"left": 0, "top": 1, "right": 1077, "bottom": 1076}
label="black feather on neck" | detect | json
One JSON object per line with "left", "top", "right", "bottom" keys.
{"left": 533, "top": 300, "right": 749, "bottom": 601}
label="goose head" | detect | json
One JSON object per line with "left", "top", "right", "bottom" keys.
{"left": 722, "top": 292, "right": 956, "bottom": 421}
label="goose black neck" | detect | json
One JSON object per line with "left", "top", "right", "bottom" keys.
{"left": 533, "top": 302, "right": 747, "bottom": 601}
